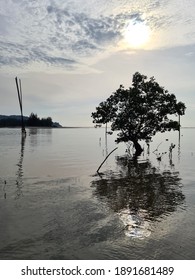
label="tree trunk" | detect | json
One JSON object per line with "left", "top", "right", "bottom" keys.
{"left": 133, "top": 140, "right": 143, "bottom": 156}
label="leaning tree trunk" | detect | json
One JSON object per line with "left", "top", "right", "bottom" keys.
{"left": 133, "top": 140, "right": 143, "bottom": 156}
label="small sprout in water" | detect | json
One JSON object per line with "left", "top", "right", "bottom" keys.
{"left": 169, "top": 143, "right": 176, "bottom": 152}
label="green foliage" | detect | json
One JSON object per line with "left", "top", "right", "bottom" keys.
{"left": 91, "top": 72, "right": 186, "bottom": 154}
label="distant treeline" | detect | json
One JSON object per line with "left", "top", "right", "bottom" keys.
{"left": 0, "top": 113, "right": 54, "bottom": 127}
{"left": 27, "top": 113, "right": 52, "bottom": 127}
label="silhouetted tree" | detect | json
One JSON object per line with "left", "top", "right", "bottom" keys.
{"left": 27, "top": 113, "right": 53, "bottom": 127}
{"left": 92, "top": 72, "right": 186, "bottom": 156}
{"left": 40, "top": 117, "right": 52, "bottom": 127}
{"left": 28, "top": 113, "right": 39, "bottom": 126}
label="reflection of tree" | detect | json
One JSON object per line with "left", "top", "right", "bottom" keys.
{"left": 29, "top": 127, "right": 52, "bottom": 147}
{"left": 15, "top": 134, "right": 26, "bottom": 199}
{"left": 91, "top": 156, "right": 185, "bottom": 220}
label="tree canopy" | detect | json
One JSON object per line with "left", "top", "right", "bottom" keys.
{"left": 91, "top": 72, "right": 186, "bottom": 155}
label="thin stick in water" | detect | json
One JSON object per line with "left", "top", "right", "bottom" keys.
{"left": 97, "top": 147, "right": 118, "bottom": 174}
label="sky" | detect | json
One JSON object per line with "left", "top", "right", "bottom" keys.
{"left": 0, "top": 0, "right": 195, "bottom": 127}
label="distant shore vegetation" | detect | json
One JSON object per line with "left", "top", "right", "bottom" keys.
{"left": 27, "top": 113, "right": 52, "bottom": 127}
{"left": 0, "top": 113, "right": 62, "bottom": 128}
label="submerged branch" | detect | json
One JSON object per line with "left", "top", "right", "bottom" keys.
{"left": 153, "top": 142, "right": 162, "bottom": 154}
{"left": 97, "top": 147, "right": 118, "bottom": 174}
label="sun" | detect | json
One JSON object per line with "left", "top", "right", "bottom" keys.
{"left": 124, "top": 20, "right": 151, "bottom": 48}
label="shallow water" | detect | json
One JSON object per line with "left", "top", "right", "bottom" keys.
{"left": 0, "top": 127, "right": 195, "bottom": 259}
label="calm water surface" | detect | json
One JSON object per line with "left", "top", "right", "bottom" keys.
{"left": 0, "top": 127, "right": 195, "bottom": 259}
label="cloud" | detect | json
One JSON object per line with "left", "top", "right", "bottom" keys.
{"left": 0, "top": 1, "right": 151, "bottom": 71}
{"left": 0, "top": 40, "right": 76, "bottom": 69}
{"left": 0, "top": 14, "right": 10, "bottom": 35}
{"left": 45, "top": 4, "right": 125, "bottom": 51}
{"left": 1, "top": 0, "right": 195, "bottom": 73}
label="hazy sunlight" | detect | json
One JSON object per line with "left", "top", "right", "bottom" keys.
{"left": 124, "top": 20, "right": 151, "bottom": 48}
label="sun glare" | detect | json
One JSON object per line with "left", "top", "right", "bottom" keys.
{"left": 124, "top": 20, "right": 151, "bottom": 48}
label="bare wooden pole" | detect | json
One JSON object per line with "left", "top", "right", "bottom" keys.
{"left": 105, "top": 122, "right": 107, "bottom": 134}
{"left": 19, "top": 79, "right": 25, "bottom": 131}
{"left": 178, "top": 114, "right": 181, "bottom": 146}
{"left": 15, "top": 77, "right": 26, "bottom": 135}
{"left": 19, "top": 79, "right": 23, "bottom": 110}
{"left": 15, "top": 77, "right": 21, "bottom": 108}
